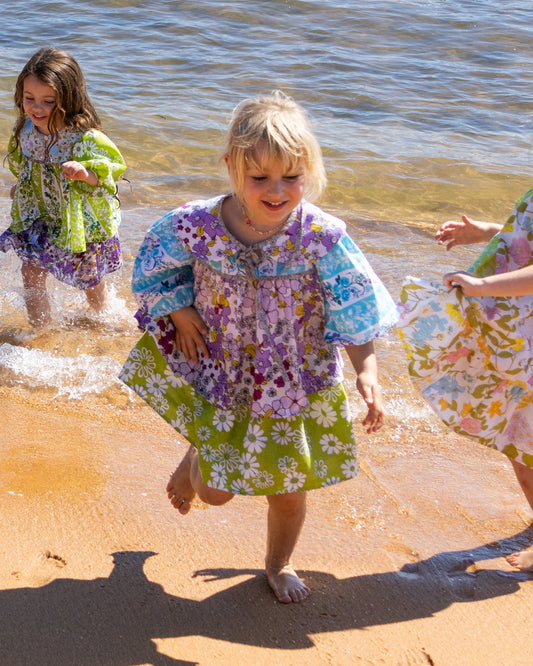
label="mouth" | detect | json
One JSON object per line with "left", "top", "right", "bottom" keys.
{"left": 263, "top": 201, "right": 286, "bottom": 210}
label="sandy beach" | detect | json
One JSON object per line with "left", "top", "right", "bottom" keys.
{"left": 1, "top": 382, "right": 533, "bottom": 666}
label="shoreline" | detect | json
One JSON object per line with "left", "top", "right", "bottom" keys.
{"left": 2, "top": 390, "right": 533, "bottom": 664}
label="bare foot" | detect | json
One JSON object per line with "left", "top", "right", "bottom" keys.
{"left": 166, "top": 447, "right": 196, "bottom": 515}
{"left": 506, "top": 550, "right": 533, "bottom": 572}
{"left": 266, "top": 564, "right": 310, "bottom": 604}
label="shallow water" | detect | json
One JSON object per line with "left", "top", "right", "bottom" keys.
{"left": 0, "top": 0, "right": 531, "bottom": 447}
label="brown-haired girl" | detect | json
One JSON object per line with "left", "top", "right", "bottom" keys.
{"left": 0, "top": 47, "right": 126, "bottom": 325}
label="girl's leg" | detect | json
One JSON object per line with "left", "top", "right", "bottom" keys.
{"left": 510, "top": 459, "right": 533, "bottom": 511}
{"left": 166, "top": 445, "right": 234, "bottom": 515}
{"left": 265, "top": 491, "right": 310, "bottom": 604}
{"left": 506, "top": 460, "right": 533, "bottom": 571}
{"left": 21, "top": 262, "right": 51, "bottom": 326}
{"left": 85, "top": 280, "right": 110, "bottom": 313}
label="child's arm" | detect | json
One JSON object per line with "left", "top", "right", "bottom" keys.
{"left": 170, "top": 306, "right": 209, "bottom": 365}
{"left": 436, "top": 215, "right": 502, "bottom": 251}
{"left": 61, "top": 161, "right": 98, "bottom": 186}
{"left": 344, "top": 341, "right": 384, "bottom": 433}
{"left": 444, "top": 265, "right": 533, "bottom": 297}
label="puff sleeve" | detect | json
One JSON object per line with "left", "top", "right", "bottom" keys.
{"left": 132, "top": 210, "right": 195, "bottom": 317}
{"left": 316, "top": 233, "right": 398, "bottom": 345}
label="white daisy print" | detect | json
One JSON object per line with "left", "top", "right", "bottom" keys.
{"left": 197, "top": 426, "right": 212, "bottom": 441}
{"left": 150, "top": 394, "right": 170, "bottom": 415}
{"left": 292, "top": 428, "right": 309, "bottom": 455}
{"left": 119, "top": 363, "right": 136, "bottom": 382}
{"left": 309, "top": 400, "right": 337, "bottom": 427}
{"left": 342, "top": 441, "right": 357, "bottom": 457}
{"left": 239, "top": 453, "right": 260, "bottom": 479}
{"left": 283, "top": 471, "right": 306, "bottom": 492}
{"left": 253, "top": 471, "right": 275, "bottom": 489}
{"left": 213, "top": 411, "right": 235, "bottom": 432}
{"left": 200, "top": 443, "right": 216, "bottom": 462}
{"left": 341, "top": 458, "right": 358, "bottom": 478}
{"left": 171, "top": 404, "right": 193, "bottom": 428}
{"left": 210, "top": 462, "right": 227, "bottom": 486}
{"left": 132, "top": 384, "right": 148, "bottom": 400}
{"left": 129, "top": 347, "right": 156, "bottom": 378}
{"left": 272, "top": 422, "right": 294, "bottom": 446}
{"left": 314, "top": 459, "right": 328, "bottom": 478}
{"left": 213, "top": 443, "right": 240, "bottom": 472}
{"left": 244, "top": 425, "right": 267, "bottom": 453}
{"left": 320, "top": 433, "right": 343, "bottom": 454}
{"left": 318, "top": 385, "right": 343, "bottom": 402}
{"left": 146, "top": 373, "right": 169, "bottom": 398}
{"left": 193, "top": 397, "right": 204, "bottom": 417}
{"left": 325, "top": 476, "right": 342, "bottom": 486}
{"left": 231, "top": 479, "right": 254, "bottom": 495}
{"left": 278, "top": 456, "right": 297, "bottom": 473}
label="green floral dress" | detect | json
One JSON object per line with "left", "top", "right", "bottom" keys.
{"left": 0, "top": 119, "right": 126, "bottom": 288}
{"left": 398, "top": 189, "right": 533, "bottom": 468}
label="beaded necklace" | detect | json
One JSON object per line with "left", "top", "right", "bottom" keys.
{"left": 242, "top": 206, "right": 288, "bottom": 236}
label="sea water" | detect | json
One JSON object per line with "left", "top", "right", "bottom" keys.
{"left": 0, "top": 0, "right": 532, "bottom": 430}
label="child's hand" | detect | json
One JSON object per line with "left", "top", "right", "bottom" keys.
{"left": 61, "top": 161, "right": 98, "bottom": 186}
{"left": 170, "top": 306, "right": 209, "bottom": 365}
{"left": 436, "top": 215, "right": 500, "bottom": 250}
{"left": 357, "top": 372, "right": 384, "bottom": 433}
{"left": 443, "top": 270, "right": 483, "bottom": 296}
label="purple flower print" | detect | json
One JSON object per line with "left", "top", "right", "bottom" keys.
{"left": 508, "top": 237, "right": 531, "bottom": 267}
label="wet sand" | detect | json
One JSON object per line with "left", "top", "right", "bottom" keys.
{"left": 1, "top": 385, "right": 533, "bottom": 665}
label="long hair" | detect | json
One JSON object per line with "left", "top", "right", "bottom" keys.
{"left": 12, "top": 47, "right": 101, "bottom": 148}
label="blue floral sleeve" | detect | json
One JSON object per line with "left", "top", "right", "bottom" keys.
{"left": 132, "top": 210, "right": 195, "bottom": 316}
{"left": 316, "top": 234, "right": 398, "bottom": 345}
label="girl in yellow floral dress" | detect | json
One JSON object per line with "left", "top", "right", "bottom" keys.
{"left": 0, "top": 47, "right": 126, "bottom": 325}
{"left": 398, "top": 191, "right": 533, "bottom": 571}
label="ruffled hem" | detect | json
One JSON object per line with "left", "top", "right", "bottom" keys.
{"left": 0, "top": 221, "right": 123, "bottom": 289}
{"left": 120, "top": 331, "right": 358, "bottom": 495}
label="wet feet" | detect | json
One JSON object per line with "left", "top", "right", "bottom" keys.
{"left": 506, "top": 549, "right": 533, "bottom": 572}
{"left": 266, "top": 564, "right": 310, "bottom": 604}
{"left": 166, "top": 446, "right": 196, "bottom": 515}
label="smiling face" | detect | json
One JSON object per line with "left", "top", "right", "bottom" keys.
{"left": 239, "top": 145, "right": 306, "bottom": 230}
{"left": 22, "top": 74, "right": 62, "bottom": 134}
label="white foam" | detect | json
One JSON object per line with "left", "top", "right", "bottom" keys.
{"left": 0, "top": 342, "right": 123, "bottom": 399}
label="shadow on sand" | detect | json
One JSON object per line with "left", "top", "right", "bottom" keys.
{"left": 1, "top": 528, "right": 532, "bottom": 665}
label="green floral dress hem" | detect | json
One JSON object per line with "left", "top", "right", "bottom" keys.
{"left": 120, "top": 332, "right": 358, "bottom": 495}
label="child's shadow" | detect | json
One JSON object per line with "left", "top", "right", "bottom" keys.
{"left": 0, "top": 530, "right": 531, "bottom": 665}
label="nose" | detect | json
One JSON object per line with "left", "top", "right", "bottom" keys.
{"left": 268, "top": 179, "right": 283, "bottom": 196}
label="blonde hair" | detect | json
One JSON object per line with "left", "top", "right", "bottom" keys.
{"left": 223, "top": 91, "right": 326, "bottom": 202}
{"left": 13, "top": 47, "right": 101, "bottom": 148}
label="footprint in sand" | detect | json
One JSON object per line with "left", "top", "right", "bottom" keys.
{"left": 18, "top": 550, "right": 68, "bottom": 587}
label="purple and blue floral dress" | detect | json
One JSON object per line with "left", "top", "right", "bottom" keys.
{"left": 0, "top": 118, "right": 126, "bottom": 289}
{"left": 120, "top": 196, "right": 398, "bottom": 495}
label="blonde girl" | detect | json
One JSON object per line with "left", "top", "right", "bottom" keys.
{"left": 120, "top": 91, "right": 397, "bottom": 603}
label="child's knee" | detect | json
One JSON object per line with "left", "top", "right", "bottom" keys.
{"left": 267, "top": 491, "right": 307, "bottom": 513}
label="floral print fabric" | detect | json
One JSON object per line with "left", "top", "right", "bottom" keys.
{"left": 122, "top": 331, "right": 358, "bottom": 495}
{"left": 6, "top": 118, "right": 126, "bottom": 253}
{"left": 397, "top": 189, "right": 533, "bottom": 468}
{"left": 0, "top": 218, "right": 122, "bottom": 289}
{"left": 120, "top": 196, "right": 398, "bottom": 495}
